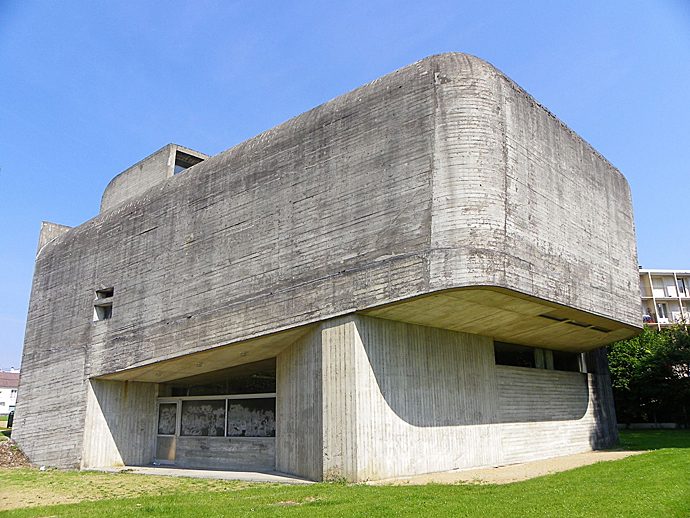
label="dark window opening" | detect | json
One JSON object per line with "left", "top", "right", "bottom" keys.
{"left": 552, "top": 350, "right": 582, "bottom": 372}
{"left": 95, "top": 287, "right": 114, "bottom": 299}
{"left": 539, "top": 313, "right": 568, "bottom": 322}
{"left": 495, "top": 341, "right": 585, "bottom": 374}
{"left": 173, "top": 151, "right": 204, "bottom": 175}
{"left": 93, "top": 287, "right": 114, "bottom": 321}
{"left": 160, "top": 359, "right": 276, "bottom": 397}
{"left": 582, "top": 350, "right": 605, "bottom": 374}
{"left": 494, "top": 342, "right": 536, "bottom": 368}
{"left": 157, "top": 359, "right": 277, "bottom": 440}
{"left": 566, "top": 320, "right": 590, "bottom": 328}
{"left": 94, "top": 304, "right": 112, "bottom": 320}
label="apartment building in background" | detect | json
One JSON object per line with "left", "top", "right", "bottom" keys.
{"left": 640, "top": 268, "right": 690, "bottom": 329}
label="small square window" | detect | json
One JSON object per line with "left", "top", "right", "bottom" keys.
{"left": 93, "top": 287, "right": 114, "bottom": 321}
{"left": 96, "top": 287, "right": 114, "bottom": 299}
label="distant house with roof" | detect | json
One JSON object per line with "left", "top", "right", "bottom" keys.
{"left": 0, "top": 370, "right": 19, "bottom": 415}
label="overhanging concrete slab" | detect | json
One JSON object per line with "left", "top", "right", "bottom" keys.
{"left": 361, "top": 286, "right": 639, "bottom": 351}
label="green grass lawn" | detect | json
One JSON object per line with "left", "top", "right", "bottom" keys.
{"left": 618, "top": 428, "right": 690, "bottom": 450}
{"left": 1, "top": 430, "right": 689, "bottom": 517}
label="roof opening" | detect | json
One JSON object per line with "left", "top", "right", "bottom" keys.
{"left": 174, "top": 151, "right": 204, "bottom": 175}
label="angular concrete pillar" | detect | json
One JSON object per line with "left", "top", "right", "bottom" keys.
{"left": 81, "top": 379, "right": 158, "bottom": 468}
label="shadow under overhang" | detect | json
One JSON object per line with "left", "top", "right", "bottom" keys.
{"left": 360, "top": 286, "right": 640, "bottom": 351}
{"left": 98, "top": 325, "right": 314, "bottom": 383}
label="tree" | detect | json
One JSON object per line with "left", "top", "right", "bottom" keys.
{"left": 662, "top": 327, "right": 690, "bottom": 425}
{"left": 607, "top": 326, "right": 690, "bottom": 427}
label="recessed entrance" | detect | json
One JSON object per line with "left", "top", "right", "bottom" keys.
{"left": 154, "top": 359, "right": 277, "bottom": 471}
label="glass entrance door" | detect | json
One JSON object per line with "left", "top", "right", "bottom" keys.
{"left": 155, "top": 401, "right": 179, "bottom": 464}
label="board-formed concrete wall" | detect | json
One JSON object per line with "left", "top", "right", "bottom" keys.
{"left": 276, "top": 328, "right": 323, "bottom": 480}
{"left": 81, "top": 380, "right": 158, "bottom": 468}
{"left": 173, "top": 437, "right": 275, "bottom": 471}
{"left": 15, "top": 52, "right": 634, "bottom": 469}
{"left": 99, "top": 145, "right": 174, "bottom": 213}
{"left": 430, "top": 57, "right": 639, "bottom": 324}
{"left": 99, "top": 144, "right": 208, "bottom": 213}
{"left": 276, "top": 315, "right": 616, "bottom": 482}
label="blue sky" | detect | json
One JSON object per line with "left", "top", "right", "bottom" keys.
{"left": 1, "top": 0, "right": 689, "bottom": 369}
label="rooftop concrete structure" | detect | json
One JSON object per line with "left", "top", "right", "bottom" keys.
{"left": 14, "top": 53, "right": 640, "bottom": 482}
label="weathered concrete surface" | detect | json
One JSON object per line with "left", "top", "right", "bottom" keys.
{"left": 36, "top": 221, "right": 72, "bottom": 255}
{"left": 172, "top": 437, "right": 275, "bottom": 471}
{"left": 276, "top": 326, "right": 323, "bottom": 481}
{"left": 276, "top": 315, "right": 617, "bottom": 482}
{"left": 81, "top": 380, "right": 157, "bottom": 468}
{"left": 100, "top": 144, "right": 207, "bottom": 213}
{"left": 15, "top": 52, "right": 637, "bottom": 470}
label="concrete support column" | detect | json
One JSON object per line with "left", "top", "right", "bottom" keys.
{"left": 320, "top": 317, "right": 360, "bottom": 481}
{"left": 276, "top": 316, "right": 361, "bottom": 481}
{"left": 278, "top": 314, "right": 501, "bottom": 482}
{"left": 81, "top": 379, "right": 158, "bottom": 468}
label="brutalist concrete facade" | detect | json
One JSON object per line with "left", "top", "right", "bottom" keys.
{"left": 15, "top": 53, "right": 640, "bottom": 481}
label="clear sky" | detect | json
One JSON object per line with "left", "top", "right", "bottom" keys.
{"left": 1, "top": 0, "right": 689, "bottom": 369}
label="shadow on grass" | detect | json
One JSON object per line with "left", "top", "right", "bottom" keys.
{"left": 0, "top": 429, "right": 11, "bottom": 440}
{"left": 618, "top": 429, "right": 690, "bottom": 450}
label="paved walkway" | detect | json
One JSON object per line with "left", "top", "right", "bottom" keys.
{"left": 369, "top": 450, "right": 646, "bottom": 485}
{"left": 93, "top": 466, "right": 313, "bottom": 484}
{"left": 92, "top": 450, "right": 645, "bottom": 486}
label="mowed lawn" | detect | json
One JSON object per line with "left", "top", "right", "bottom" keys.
{"left": 1, "top": 430, "right": 689, "bottom": 517}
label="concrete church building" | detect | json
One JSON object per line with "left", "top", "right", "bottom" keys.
{"left": 15, "top": 53, "right": 640, "bottom": 482}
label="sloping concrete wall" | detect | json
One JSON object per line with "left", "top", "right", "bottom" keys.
{"left": 334, "top": 315, "right": 501, "bottom": 481}
{"left": 36, "top": 221, "right": 72, "bottom": 255}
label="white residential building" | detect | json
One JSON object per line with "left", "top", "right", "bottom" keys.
{"left": 0, "top": 370, "right": 19, "bottom": 415}
{"left": 639, "top": 269, "right": 690, "bottom": 329}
